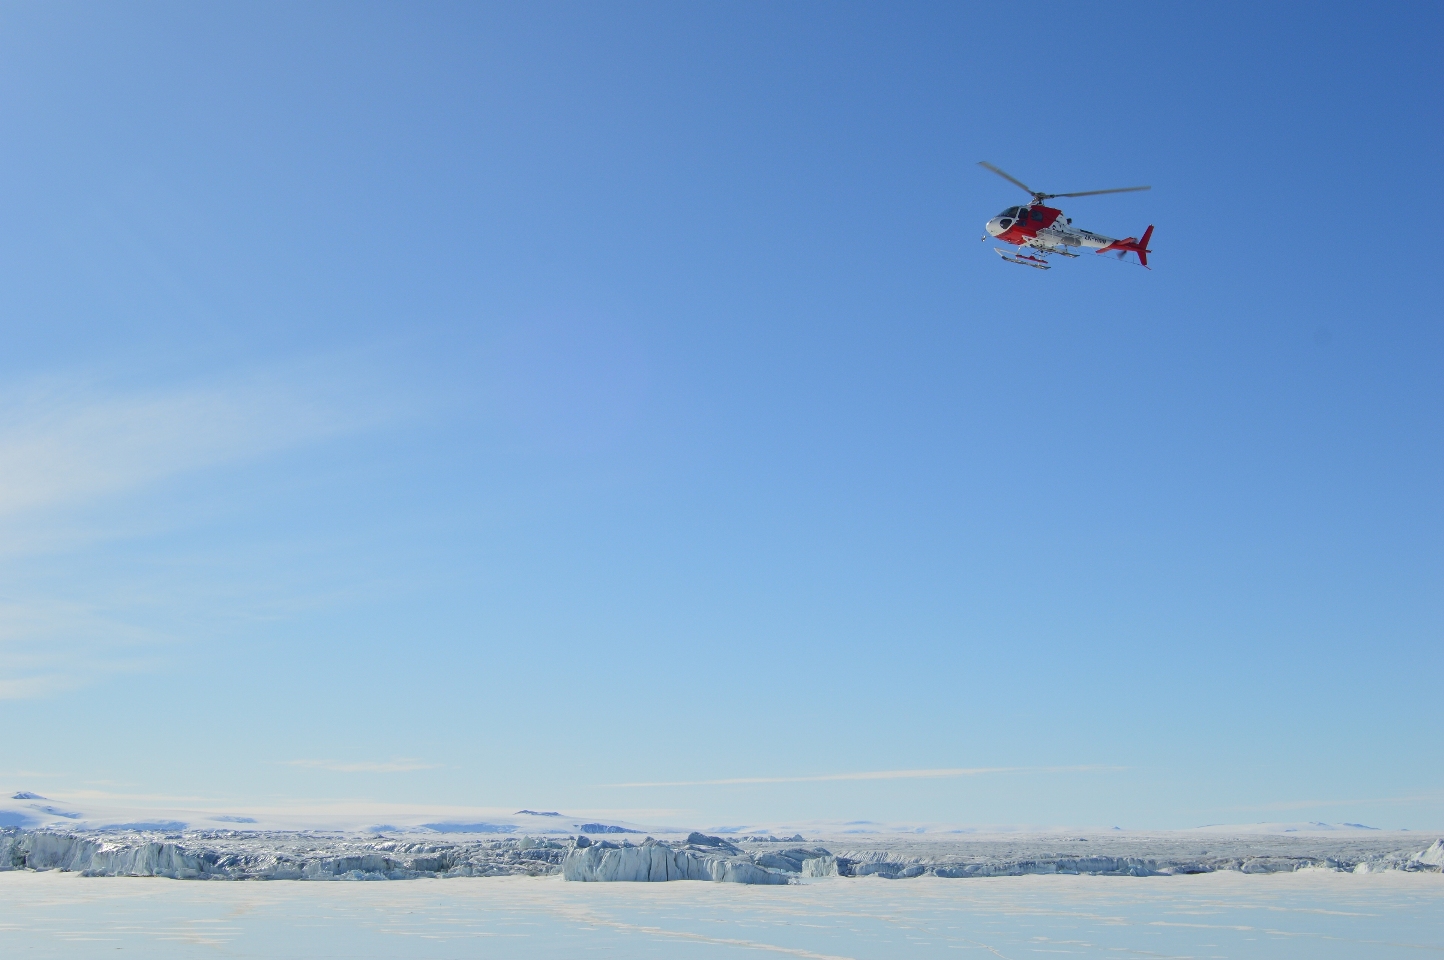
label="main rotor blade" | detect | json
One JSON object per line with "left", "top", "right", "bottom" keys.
{"left": 1048, "top": 185, "right": 1151, "bottom": 198}
{"left": 977, "top": 161, "right": 1035, "bottom": 196}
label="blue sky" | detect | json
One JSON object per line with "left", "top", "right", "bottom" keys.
{"left": 0, "top": 2, "right": 1439, "bottom": 830}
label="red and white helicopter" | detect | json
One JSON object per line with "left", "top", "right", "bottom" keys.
{"left": 979, "top": 161, "right": 1153, "bottom": 271}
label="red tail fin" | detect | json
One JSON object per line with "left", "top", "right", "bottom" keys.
{"left": 1136, "top": 225, "right": 1153, "bottom": 267}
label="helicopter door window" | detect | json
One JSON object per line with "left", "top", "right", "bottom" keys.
{"left": 1031, "top": 209, "right": 1044, "bottom": 222}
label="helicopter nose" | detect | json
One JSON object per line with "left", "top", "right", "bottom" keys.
{"left": 985, "top": 218, "right": 1006, "bottom": 237}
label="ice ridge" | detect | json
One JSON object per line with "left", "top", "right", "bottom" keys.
{"left": 3, "top": 829, "right": 1440, "bottom": 883}
{"left": 562, "top": 835, "right": 787, "bottom": 884}
{"left": 0, "top": 829, "right": 569, "bottom": 880}
{"left": 1412, "top": 839, "right": 1444, "bottom": 867}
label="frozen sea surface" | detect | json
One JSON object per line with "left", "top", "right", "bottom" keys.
{"left": 1, "top": 870, "right": 1440, "bottom": 959}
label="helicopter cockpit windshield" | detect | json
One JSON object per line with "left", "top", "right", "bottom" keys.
{"left": 995, "top": 206, "right": 1024, "bottom": 227}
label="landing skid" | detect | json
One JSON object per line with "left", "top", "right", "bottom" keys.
{"left": 994, "top": 247, "right": 1050, "bottom": 270}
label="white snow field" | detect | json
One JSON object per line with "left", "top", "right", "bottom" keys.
{"left": 1, "top": 867, "right": 1442, "bottom": 959}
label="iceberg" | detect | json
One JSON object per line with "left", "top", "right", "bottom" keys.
{"left": 754, "top": 847, "right": 832, "bottom": 872}
{"left": 1412, "top": 839, "right": 1444, "bottom": 867}
{"left": 563, "top": 836, "right": 788, "bottom": 884}
{"left": 801, "top": 856, "right": 831, "bottom": 877}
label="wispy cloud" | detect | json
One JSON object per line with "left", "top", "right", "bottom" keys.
{"left": 603, "top": 765, "right": 1121, "bottom": 788}
{"left": 0, "top": 675, "right": 82, "bottom": 700}
{"left": 282, "top": 759, "right": 442, "bottom": 774}
{"left": 0, "top": 361, "right": 403, "bottom": 700}
{"left": 0, "top": 598, "right": 166, "bottom": 701}
{"left": 0, "top": 366, "right": 384, "bottom": 522}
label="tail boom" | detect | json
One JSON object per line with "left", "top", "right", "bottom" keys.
{"left": 1098, "top": 224, "right": 1154, "bottom": 266}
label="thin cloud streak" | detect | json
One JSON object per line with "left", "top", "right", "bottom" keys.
{"left": 0, "top": 599, "right": 165, "bottom": 701}
{"left": 604, "top": 765, "right": 1122, "bottom": 788}
{"left": 283, "top": 759, "right": 442, "bottom": 774}
{"left": 0, "top": 358, "right": 410, "bottom": 700}
{"left": 0, "top": 365, "right": 386, "bottom": 520}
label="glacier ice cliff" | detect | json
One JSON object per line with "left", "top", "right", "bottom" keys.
{"left": 2, "top": 828, "right": 1440, "bottom": 883}
{"left": 562, "top": 835, "right": 789, "bottom": 884}
{"left": 0, "top": 829, "right": 569, "bottom": 880}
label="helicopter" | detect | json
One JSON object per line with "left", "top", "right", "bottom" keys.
{"left": 979, "top": 162, "right": 1153, "bottom": 271}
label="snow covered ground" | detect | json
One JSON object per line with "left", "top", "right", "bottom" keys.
{"left": 1, "top": 868, "right": 1441, "bottom": 959}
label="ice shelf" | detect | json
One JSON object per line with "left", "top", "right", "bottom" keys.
{"left": 2, "top": 827, "right": 1441, "bottom": 883}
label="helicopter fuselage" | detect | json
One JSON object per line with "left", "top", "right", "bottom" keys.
{"left": 985, "top": 203, "right": 1117, "bottom": 253}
